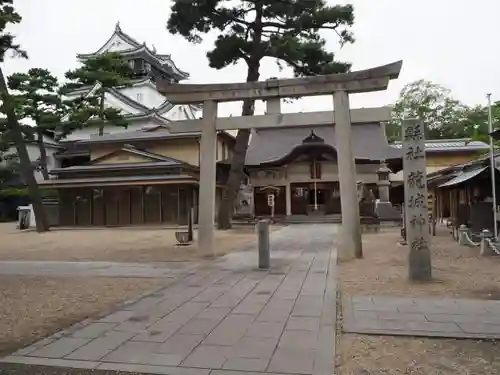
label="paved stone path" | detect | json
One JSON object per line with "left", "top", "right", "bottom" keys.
{"left": 0, "top": 224, "right": 339, "bottom": 375}
{"left": 343, "top": 295, "right": 500, "bottom": 339}
{"left": 0, "top": 261, "right": 197, "bottom": 278}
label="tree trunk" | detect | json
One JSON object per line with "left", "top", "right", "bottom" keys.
{"left": 217, "top": 4, "right": 263, "bottom": 230}
{"left": 98, "top": 89, "right": 105, "bottom": 136}
{"left": 0, "top": 67, "right": 49, "bottom": 232}
{"left": 36, "top": 129, "right": 49, "bottom": 180}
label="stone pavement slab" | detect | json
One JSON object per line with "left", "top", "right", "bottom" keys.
{"left": 343, "top": 295, "right": 500, "bottom": 339}
{"left": 0, "top": 224, "right": 339, "bottom": 375}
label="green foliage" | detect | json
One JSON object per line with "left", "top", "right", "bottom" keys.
{"left": 8, "top": 68, "right": 65, "bottom": 133}
{"left": 0, "top": 0, "right": 50, "bottom": 231}
{"left": 167, "top": 0, "right": 355, "bottom": 77}
{"left": 62, "top": 52, "right": 135, "bottom": 136}
{"left": 167, "top": 0, "right": 356, "bottom": 229}
{"left": 388, "top": 79, "right": 497, "bottom": 142}
{"left": 0, "top": 158, "right": 23, "bottom": 197}
{"left": 0, "top": 0, "right": 26, "bottom": 62}
{"left": 0, "top": 186, "right": 28, "bottom": 197}
{"left": 63, "top": 52, "right": 134, "bottom": 90}
{"left": 5, "top": 69, "right": 69, "bottom": 178}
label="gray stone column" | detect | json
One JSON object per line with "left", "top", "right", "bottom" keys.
{"left": 285, "top": 183, "right": 292, "bottom": 216}
{"left": 333, "top": 91, "right": 362, "bottom": 259}
{"left": 198, "top": 100, "right": 218, "bottom": 255}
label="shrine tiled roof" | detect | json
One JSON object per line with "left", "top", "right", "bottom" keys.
{"left": 392, "top": 138, "right": 489, "bottom": 152}
{"left": 245, "top": 123, "right": 401, "bottom": 166}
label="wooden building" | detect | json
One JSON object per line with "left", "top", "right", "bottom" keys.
{"left": 39, "top": 126, "right": 235, "bottom": 226}
{"left": 428, "top": 153, "right": 500, "bottom": 226}
{"left": 243, "top": 123, "right": 402, "bottom": 217}
{"left": 389, "top": 138, "right": 489, "bottom": 210}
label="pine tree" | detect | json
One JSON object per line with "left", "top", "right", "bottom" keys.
{"left": 167, "top": 0, "right": 355, "bottom": 229}
{"left": 63, "top": 52, "right": 135, "bottom": 136}
{"left": 0, "top": 0, "right": 49, "bottom": 231}
{"left": 8, "top": 68, "right": 67, "bottom": 180}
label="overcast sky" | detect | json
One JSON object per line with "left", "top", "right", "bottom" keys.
{"left": 3, "top": 0, "right": 499, "bottom": 117}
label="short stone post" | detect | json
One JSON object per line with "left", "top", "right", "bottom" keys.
{"left": 257, "top": 220, "right": 270, "bottom": 269}
{"left": 458, "top": 224, "right": 468, "bottom": 246}
{"left": 188, "top": 207, "right": 194, "bottom": 242}
{"left": 480, "top": 229, "right": 495, "bottom": 256}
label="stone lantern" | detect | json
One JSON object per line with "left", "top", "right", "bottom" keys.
{"left": 375, "top": 161, "right": 400, "bottom": 221}
{"left": 376, "top": 161, "right": 391, "bottom": 202}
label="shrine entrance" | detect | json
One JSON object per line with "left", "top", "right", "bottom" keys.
{"left": 291, "top": 182, "right": 340, "bottom": 215}
{"left": 156, "top": 61, "right": 403, "bottom": 260}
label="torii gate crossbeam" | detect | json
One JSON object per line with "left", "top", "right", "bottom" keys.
{"left": 157, "top": 61, "right": 402, "bottom": 260}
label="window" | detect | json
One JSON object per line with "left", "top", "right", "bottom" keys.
{"left": 134, "top": 59, "right": 144, "bottom": 70}
{"left": 136, "top": 93, "right": 143, "bottom": 102}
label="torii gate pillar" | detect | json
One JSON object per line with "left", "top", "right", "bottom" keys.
{"left": 334, "top": 91, "right": 361, "bottom": 259}
{"left": 198, "top": 100, "right": 218, "bottom": 256}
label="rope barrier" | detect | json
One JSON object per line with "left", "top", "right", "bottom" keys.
{"left": 486, "top": 238, "right": 500, "bottom": 255}
{"left": 463, "top": 231, "right": 481, "bottom": 247}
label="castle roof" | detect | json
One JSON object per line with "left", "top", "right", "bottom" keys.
{"left": 76, "top": 22, "right": 189, "bottom": 81}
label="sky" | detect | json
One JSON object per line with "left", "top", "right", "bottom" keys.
{"left": 3, "top": 0, "right": 500, "bottom": 118}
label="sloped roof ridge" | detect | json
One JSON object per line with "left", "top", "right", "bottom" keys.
{"left": 121, "top": 143, "right": 195, "bottom": 166}
{"left": 76, "top": 23, "right": 189, "bottom": 78}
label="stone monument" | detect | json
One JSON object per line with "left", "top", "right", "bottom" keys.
{"left": 358, "top": 181, "right": 376, "bottom": 218}
{"left": 402, "top": 119, "right": 432, "bottom": 281}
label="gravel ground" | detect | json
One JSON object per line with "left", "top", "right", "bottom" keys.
{"left": 0, "top": 276, "right": 168, "bottom": 357}
{"left": 336, "top": 333, "right": 500, "bottom": 375}
{"left": 0, "top": 223, "right": 268, "bottom": 263}
{"left": 337, "top": 224, "right": 500, "bottom": 374}
{"left": 340, "top": 224, "right": 500, "bottom": 299}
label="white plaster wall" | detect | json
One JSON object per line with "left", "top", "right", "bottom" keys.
{"left": 102, "top": 91, "right": 145, "bottom": 115}
{"left": 166, "top": 106, "right": 192, "bottom": 121}
{"left": 119, "top": 84, "right": 166, "bottom": 109}
{"left": 97, "top": 33, "right": 136, "bottom": 54}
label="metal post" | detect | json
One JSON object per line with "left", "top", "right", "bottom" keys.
{"left": 188, "top": 207, "right": 194, "bottom": 242}
{"left": 313, "top": 158, "right": 318, "bottom": 211}
{"left": 257, "top": 220, "right": 270, "bottom": 269}
{"left": 487, "top": 93, "right": 498, "bottom": 238}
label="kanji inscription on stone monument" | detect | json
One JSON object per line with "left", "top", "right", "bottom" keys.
{"left": 402, "top": 119, "right": 432, "bottom": 280}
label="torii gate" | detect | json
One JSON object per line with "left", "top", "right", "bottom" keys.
{"left": 156, "top": 61, "right": 402, "bottom": 260}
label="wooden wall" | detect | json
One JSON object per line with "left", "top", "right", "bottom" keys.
{"left": 58, "top": 185, "right": 196, "bottom": 227}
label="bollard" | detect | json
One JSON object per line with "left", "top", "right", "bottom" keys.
{"left": 480, "top": 229, "right": 495, "bottom": 256}
{"left": 188, "top": 207, "right": 194, "bottom": 242}
{"left": 257, "top": 220, "right": 270, "bottom": 269}
{"left": 458, "top": 224, "right": 468, "bottom": 246}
